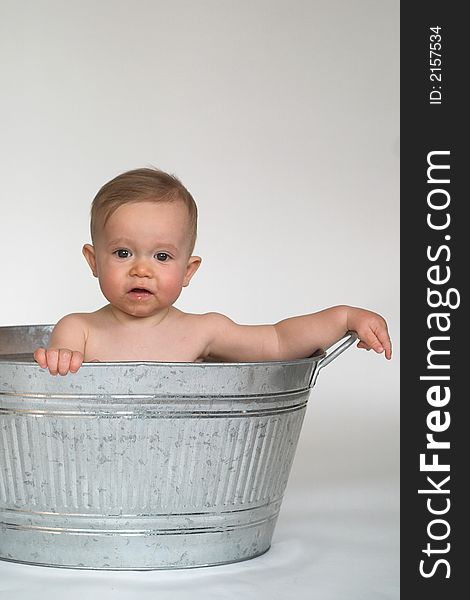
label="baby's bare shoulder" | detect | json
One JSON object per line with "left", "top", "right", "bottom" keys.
{"left": 63, "top": 306, "right": 118, "bottom": 332}
{"left": 174, "top": 309, "right": 231, "bottom": 329}
{"left": 56, "top": 309, "right": 117, "bottom": 337}
{"left": 171, "top": 310, "right": 232, "bottom": 344}
{"left": 54, "top": 312, "right": 90, "bottom": 330}
{"left": 53, "top": 311, "right": 96, "bottom": 335}
{"left": 49, "top": 313, "right": 90, "bottom": 350}
{"left": 170, "top": 311, "right": 232, "bottom": 361}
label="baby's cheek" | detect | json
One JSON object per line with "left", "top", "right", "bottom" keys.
{"left": 98, "top": 275, "right": 120, "bottom": 302}
{"left": 98, "top": 278, "right": 113, "bottom": 297}
{"left": 163, "top": 274, "right": 187, "bottom": 299}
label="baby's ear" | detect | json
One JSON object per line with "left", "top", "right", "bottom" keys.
{"left": 82, "top": 244, "right": 98, "bottom": 278}
{"left": 183, "top": 255, "right": 202, "bottom": 287}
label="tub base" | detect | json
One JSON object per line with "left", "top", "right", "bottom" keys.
{"left": 0, "top": 545, "right": 271, "bottom": 571}
{"left": 0, "top": 508, "right": 278, "bottom": 570}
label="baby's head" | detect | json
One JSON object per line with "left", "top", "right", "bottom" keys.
{"left": 89, "top": 167, "right": 198, "bottom": 256}
{"left": 82, "top": 168, "right": 202, "bottom": 319}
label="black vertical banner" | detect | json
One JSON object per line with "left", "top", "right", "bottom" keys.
{"left": 401, "top": 1, "right": 467, "bottom": 598}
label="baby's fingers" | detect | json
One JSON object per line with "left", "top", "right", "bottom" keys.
{"left": 372, "top": 320, "right": 392, "bottom": 360}
{"left": 69, "top": 351, "right": 84, "bottom": 373}
{"left": 33, "top": 347, "right": 47, "bottom": 368}
{"left": 379, "top": 331, "right": 392, "bottom": 360}
{"left": 57, "top": 349, "right": 82, "bottom": 376}
{"left": 36, "top": 348, "right": 84, "bottom": 375}
{"left": 357, "top": 323, "right": 391, "bottom": 359}
{"left": 41, "top": 348, "right": 59, "bottom": 375}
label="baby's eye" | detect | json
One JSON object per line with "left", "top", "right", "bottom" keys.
{"left": 155, "top": 252, "right": 170, "bottom": 262}
{"left": 114, "top": 249, "right": 132, "bottom": 259}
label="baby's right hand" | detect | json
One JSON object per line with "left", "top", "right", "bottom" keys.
{"left": 33, "top": 347, "right": 84, "bottom": 376}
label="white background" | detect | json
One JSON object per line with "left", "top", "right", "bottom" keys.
{"left": 0, "top": 1, "right": 399, "bottom": 598}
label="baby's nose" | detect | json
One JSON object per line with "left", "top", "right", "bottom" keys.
{"left": 130, "top": 259, "right": 153, "bottom": 276}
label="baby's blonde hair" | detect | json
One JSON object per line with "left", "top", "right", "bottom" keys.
{"left": 90, "top": 167, "right": 198, "bottom": 254}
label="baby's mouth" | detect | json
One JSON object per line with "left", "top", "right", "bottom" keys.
{"left": 128, "top": 288, "right": 153, "bottom": 296}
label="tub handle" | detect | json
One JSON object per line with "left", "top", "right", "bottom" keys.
{"left": 309, "top": 331, "right": 358, "bottom": 387}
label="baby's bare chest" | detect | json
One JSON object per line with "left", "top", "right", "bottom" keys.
{"left": 83, "top": 320, "right": 208, "bottom": 363}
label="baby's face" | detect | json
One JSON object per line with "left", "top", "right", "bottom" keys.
{"left": 83, "top": 200, "right": 200, "bottom": 320}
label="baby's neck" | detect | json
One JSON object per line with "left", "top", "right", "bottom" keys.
{"left": 104, "top": 304, "right": 172, "bottom": 329}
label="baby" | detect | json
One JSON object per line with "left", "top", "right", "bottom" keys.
{"left": 34, "top": 168, "right": 392, "bottom": 375}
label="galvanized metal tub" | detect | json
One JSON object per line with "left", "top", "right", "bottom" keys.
{"left": 0, "top": 324, "right": 356, "bottom": 570}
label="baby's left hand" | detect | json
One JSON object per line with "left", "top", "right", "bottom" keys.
{"left": 345, "top": 307, "right": 392, "bottom": 360}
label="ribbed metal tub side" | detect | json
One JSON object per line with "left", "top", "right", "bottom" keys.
{"left": 0, "top": 325, "right": 321, "bottom": 570}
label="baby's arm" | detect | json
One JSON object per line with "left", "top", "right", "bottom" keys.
{"left": 274, "top": 305, "right": 391, "bottom": 359}
{"left": 203, "top": 305, "right": 391, "bottom": 362}
{"left": 33, "top": 314, "right": 87, "bottom": 375}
